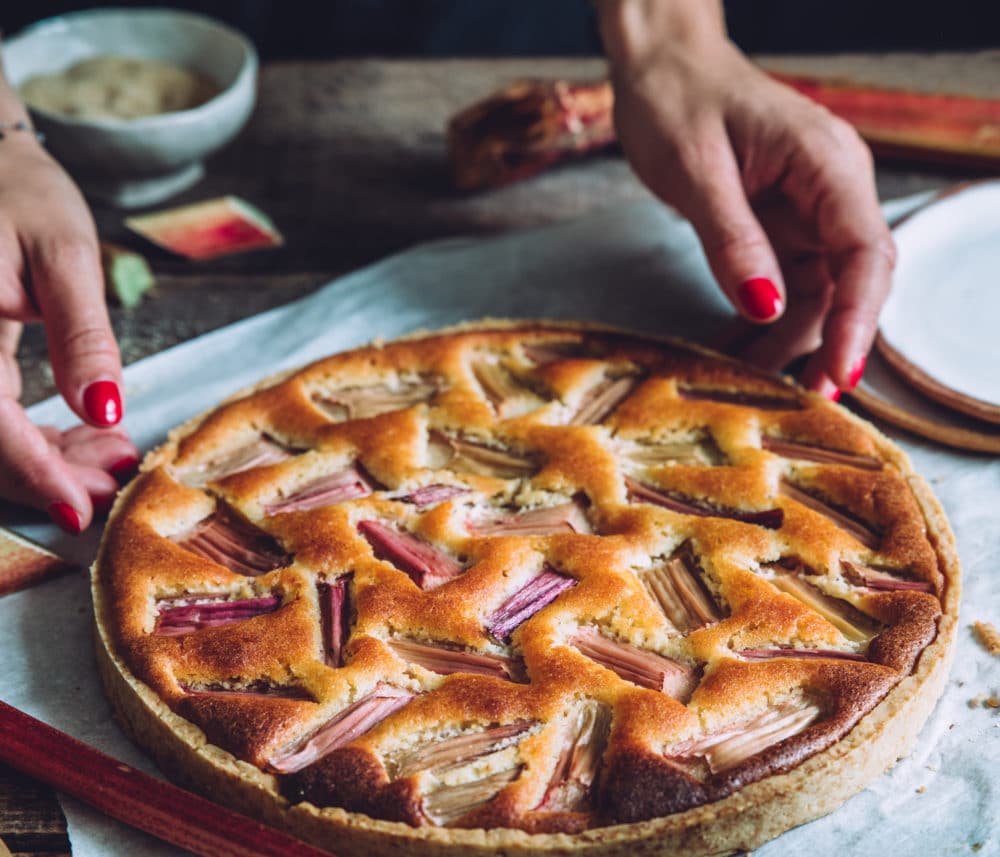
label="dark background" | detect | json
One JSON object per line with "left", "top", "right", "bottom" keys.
{"left": 4, "top": 0, "right": 1000, "bottom": 57}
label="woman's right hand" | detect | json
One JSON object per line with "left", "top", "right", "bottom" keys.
{"left": 0, "top": 108, "right": 137, "bottom": 534}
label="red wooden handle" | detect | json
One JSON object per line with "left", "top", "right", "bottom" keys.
{"left": 0, "top": 700, "right": 333, "bottom": 857}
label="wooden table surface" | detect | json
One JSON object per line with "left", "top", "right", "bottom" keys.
{"left": 4, "top": 53, "right": 998, "bottom": 855}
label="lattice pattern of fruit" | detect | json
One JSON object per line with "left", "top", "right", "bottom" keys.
{"left": 96, "top": 324, "right": 948, "bottom": 834}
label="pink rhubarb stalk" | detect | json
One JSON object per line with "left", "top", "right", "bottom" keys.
{"left": 841, "top": 560, "right": 933, "bottom": 593}
{"left": 318, "top": 576, "right": 351, "bottom": 667}
{"left": 269, "top": 685, "right": 413, "bottom": 773}
{"left": 394, "top": 721, "right": 535, "bottom": 779}
{"left": 358, "top": 520, "right": 464, "bottom": 590}
{"left": 155, "top": 594, "right": 281, "bottom": 636}
{"left": 677, "top": 386, "right": 802, "bottom": 410}
{"left": 422, "top": 768, "right": 522, "bottom": 826}
{"left": 486, "top": 569, "right": 577, "bottom": 641}
{"left": 388, "top": 639, "right": 521, "bottom": 681}
{"left": 770, "top": 570, "right": 881, "bottom": 644}
{"left": 739, "top": 648, "right": 866, "bottom": 662}
{"left": 471, "top": 359, "right": 536, "bottom": 413}
{"left": 175, "top": 504, "right": 290, "bottom": 576}
{"left": 398, "top": 483, "right": 472, "bottom": 509}
{"left": 537, "top": 701, "right": 611, "bottom": 813}
{"left": 673, "top": 700, "right": 821, "bottom": 774}
{"left": 265, "top": 465, "right": 373, "bottom": 516}
{"left": 183, "top": 435, "right": 296, "bottom": 486}
{"left": 430, "top": 431, "right": 537, "bottom": 480}
{"left": 761, "top": 436, "right": 882, "bottom": 471}
{"left": 521, "top": 340, "right": 587, "bottom": 365}
{"left": 626, "top": 477, "right": 784, "bottom": 530}
{"left": 780, "top": 479, "right": 880, "bottom": 550}
{"left": 569, "top": 375, "right": 638, "bottom": 425}
{"left": 315, "top": 377, "right": 440, "bottom": 421}
{"left": 468, "top": 499, "right": 591, "bottom": 537}
{"left": 181, "top": 681, "right": 311, "bottom": 701}
{"left": 641, "top": 552, "right": 723, "bottom": 633}
{"left": 572, "top": 628, "right": 697, "bottom": 701}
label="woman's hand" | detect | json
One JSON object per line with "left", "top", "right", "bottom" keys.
{"left": 0, "top": 101, "right": 137, "bottom": 532}
{"left": 598, "top": 0, "right": 896, "bottom": 398}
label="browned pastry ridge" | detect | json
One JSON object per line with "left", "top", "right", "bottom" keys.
{"left": 93, "top": 321, "right": 959, "bottom": 857}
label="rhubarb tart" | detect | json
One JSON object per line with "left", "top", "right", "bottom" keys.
{"left": 93, "top": 321, "right": 959, "bottom": 856}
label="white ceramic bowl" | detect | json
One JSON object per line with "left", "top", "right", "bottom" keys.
{"left": 3, "top": 8, "right": 258, "bottom": 208}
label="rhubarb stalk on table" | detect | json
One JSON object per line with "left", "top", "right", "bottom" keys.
{"left": 358, "top": 520, "right": 465, "bottom": 589}
{"left": 447, "top": 75, "right": 1000, "bottom": 191}
{"left": 269, "top": 685, "right": 414, "bottom": 773}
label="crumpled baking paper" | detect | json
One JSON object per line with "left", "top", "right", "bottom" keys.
{"left": 1, "top": 195, "right": 996, "bottom": 857}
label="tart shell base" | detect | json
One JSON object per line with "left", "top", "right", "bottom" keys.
{"left": 91, "top": 321, "right": 960, "bottom": 857}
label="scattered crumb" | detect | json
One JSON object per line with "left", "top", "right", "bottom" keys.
{"left": 967, "top": 693, "right": 999, "bottom": 710}
{"left": 916, "top": 786, "right": 926, "bottom": 794}
{"left": 973, "top": 621, "right": 1000, "bottom": 656}
{"left": 969, "top": 693, "right": 986, "bottom": 709}
{"left": 971, "top": 844, "right": 983, "bottom": 852}
{"left": 986, "top": 697, "right": 999, "bottom": 709}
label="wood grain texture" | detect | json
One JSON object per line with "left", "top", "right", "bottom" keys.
{"left": 5, "top": 54, "right": 995, "bottom": 852}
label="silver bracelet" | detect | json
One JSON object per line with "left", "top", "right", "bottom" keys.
{"left": 0, "top": 119, "right": 44, "bottom": 143}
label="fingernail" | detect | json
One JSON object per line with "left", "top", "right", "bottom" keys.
{"left": 48, "top": 501, "right": 82, "bottom": 535}
{"left": 92, "top": 492, "right": 116, "bottom": 515}
{"left": 848, "top": 355, "right": 867, "bottom": 390}
{"left": 738, "top": 277, "right": 783, "bottom": 321}
{"left": 816, "top": 377, "right": 841, "bottom": 402}
{"left": 109, "top": 456, "right": 140, "bottom": 483}
{"left": 83, "top": 380, "right": 122, "bottom": 427}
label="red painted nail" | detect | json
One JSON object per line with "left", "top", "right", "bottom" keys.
{"left": 109, "top": 456, "right": 140, "bottom": 483}
{"left": 83, "top": 380, "right": 122, "bottom": 426}
{"left": 48, "top": 501, "right": 82, "bottom": 535}
{"left": 827, "top": 387, "right": 842, "bottom": 402}
{"left": 848, "top": 355, "right": 867, "bottom": 389}
{"left": 738, "top": 277, "right": 783, "bottom": 321}
{"left": 92, "top": 492, "right": 117, "bottom": 515}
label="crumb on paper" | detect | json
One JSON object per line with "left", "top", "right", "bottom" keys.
{"left": 986, "top": 697, "right": 1000, "bottom": 709}
{"left": 969, "top": 694, "right": 986, "bottom": 709}
{"left": 973, "top": 621, "right": 1000, "bottom": 656}
{"left": 916, "top": 786, "right": 926, "bottom": 794}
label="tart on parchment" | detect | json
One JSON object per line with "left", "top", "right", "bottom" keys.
{"left": 93, "top": 321, "right": 958, "bottom": 857}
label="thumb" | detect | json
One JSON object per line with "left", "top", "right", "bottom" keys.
{"left": 675, "top": 137, "right": 786, "bottom": 324}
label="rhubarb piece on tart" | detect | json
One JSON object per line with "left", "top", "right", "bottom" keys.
{"left": 93, "top": 321, "right": 959, "bottom": 857}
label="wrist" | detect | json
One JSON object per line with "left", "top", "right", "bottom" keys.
{"left": 595, "top": 0, "right": 728, "bottom": 76}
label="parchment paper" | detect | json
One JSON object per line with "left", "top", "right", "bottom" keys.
{"left": 1, "top": 195, "right": 997, "bottom": 857}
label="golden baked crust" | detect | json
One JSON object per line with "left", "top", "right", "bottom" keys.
{"left": 93, "top": 320, "right": 959, "bottom": 856}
